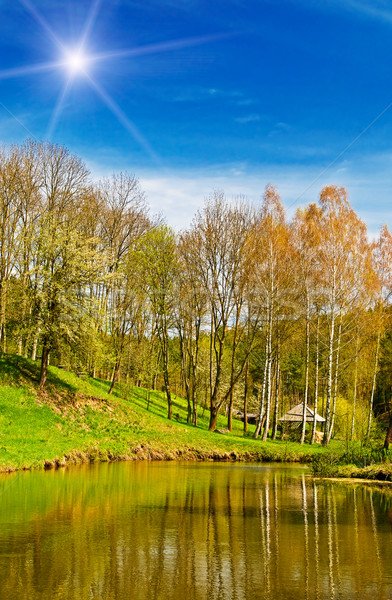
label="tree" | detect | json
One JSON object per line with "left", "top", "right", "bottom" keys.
{"left": 95, "top": 173, "right": 150, "bottom": 393}
{"left": 185, "top": 193, "right": 255, "bottom": 431}
{"left": 0, "top": 145, "right": 23, "bottom": 352}
{"left": 317, "top": 186, "right": 369, "bottom": 446}
{"left": 252, "top": 185, "right": 291, "bottom": 441}
{"left": 139, "top": 225, "right": 178, "bottom": 419}
{"left": 30, "top": 143, "right": 96, "bottom": 389}
{"left": 371, "top": 225, "right": 392, "bottom": 447}
{"left": 176, "top": 230, "right": 208, "bottom": 425}
{"left": 291, "top": 204, "right": 321, "bottom": 444}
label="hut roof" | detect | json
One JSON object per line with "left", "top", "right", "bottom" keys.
{"left": 279, "top": 402, "right": 325, "bottom": 423}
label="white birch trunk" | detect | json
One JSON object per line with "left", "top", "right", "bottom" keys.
{"left": 262, "top": 299, "right": 273, "bottom": 441}
{"left": 328, "top": 317, "right": 342, "bottom": 444}
{"left": 301, "top": 292, "right": 311, "bottom": 444}
{"left": 323, "top": 271, "right": 336, "bottom": 447}
{"left": 366, "top": 330, "right": 381, "bottom": 440}
{"left": 350, "top": 334, "right": 359, "bottom": 441}
{"left": 311, "top": 315, "right": 320, "bottom": 445}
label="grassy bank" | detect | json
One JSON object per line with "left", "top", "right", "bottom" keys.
{"left": 0, "top": 353, "right": 337, "bottom": 473}
{"left": 311, "top": 447, "right": 392, "bottom": 481}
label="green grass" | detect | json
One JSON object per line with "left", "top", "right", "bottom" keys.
{"left": 0, "top": 353, "right": 340, "bottom": 472}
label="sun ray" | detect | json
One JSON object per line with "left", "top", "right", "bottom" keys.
{"left": 19, "top": 0, "right": 66, "bottom": 52}
{"left": 89, "top": 32, "right": 232, "bottom": 63}
{"left": 79, "top": 0, "right": 103, "bottom": 51}
{"left": 0, "top": 61, "right": 63, "bottom": 81}
{"left": 15, "top": 1, "right": 230, "bottom": 158}
{"left": 85, "top": 75, "right": 161, "bottom": 164}
{"left": 46, "top": 77, "right": 73, "bottom": 140}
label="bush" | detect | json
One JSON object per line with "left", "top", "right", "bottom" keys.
{"left": 311, "top": 451, "right": 342, "bottom": 477}
{"left": 311, "top": 441, "right": 392, "bottom": 478}
{"left": 341, "top": 443, "right": 391, "bottom": 468}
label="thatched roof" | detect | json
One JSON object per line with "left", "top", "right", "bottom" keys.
{"left": 279, "top": 402, "right": 325, "bottom": 423}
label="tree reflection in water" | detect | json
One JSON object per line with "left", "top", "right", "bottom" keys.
{"left": 0, "top": 462, "right": 392, "bottom": 600}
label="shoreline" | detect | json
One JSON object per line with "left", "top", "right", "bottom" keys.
{"left": 0, "top": 444, "right": 313, "bottom": 475}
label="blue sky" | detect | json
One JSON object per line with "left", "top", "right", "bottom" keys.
{"left": 1, "top": 0, "right": 392, "bottom": 232}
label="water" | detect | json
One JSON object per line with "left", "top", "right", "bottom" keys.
{"left": 0, "top": 462, "right": 391, "bottom": 600}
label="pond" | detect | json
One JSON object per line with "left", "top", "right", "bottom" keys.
{"left": 0, "top": 462, "right": 391, "bottom": 599}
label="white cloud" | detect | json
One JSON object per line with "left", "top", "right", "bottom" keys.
{"left": 136, "top": 152, "right": 392, "bottom": 236}
{"left": 86, "top": 144, "right": 392, "bottom": 238}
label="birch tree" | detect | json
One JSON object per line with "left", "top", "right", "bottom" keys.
{"left": 291, "top": 204, "right": 321, "bottom": 444}
{"left": 253, "top": 185, "right": 291, "bottom": 441}
{"left": 317, "top": 186, "right": 369, "bottom": 445}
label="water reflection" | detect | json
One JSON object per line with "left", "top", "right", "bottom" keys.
{"left": 0, "top": 463, "right": 392, "bottom": 600}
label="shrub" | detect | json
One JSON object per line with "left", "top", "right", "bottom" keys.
{"left": 311, "top": 451, "right": 342, "bottom": 477}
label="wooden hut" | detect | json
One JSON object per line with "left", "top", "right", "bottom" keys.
{"left": 232, "top": 409, "right": 258, "bottom": 425}
{"left": 279, "top": 402, "right": 325, "bottom": 424}
{"left": 279, "top": 402, "right": 325, "bottom": 442}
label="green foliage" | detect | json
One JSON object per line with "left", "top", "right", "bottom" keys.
{"left": 312, "top": 440, "right": 392, "bottom": 478}
{"left": 0, "top": 140, "right": 390, "bottom": 446}
{"left": 311, "top": 451, "right": 343, "bottom": 477}
{"left": 342, "top": 441, "right": 391, "bottom": 468}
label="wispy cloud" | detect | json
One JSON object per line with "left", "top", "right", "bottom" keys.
{"left": 236, "top": 98, "right": 258, "bottom": 107}
{"left": 133, "top": 152, "right": 392, "bottom": 236}
{"left": 267, "top": 121, "right": 292, "bottom": 136}
{"left": 295, "top": 0, "right": 392, "bottom": 25}
{"left": 172, "top": 86, "right": 250, "bottom": 104}
{"left": 343, "top": 0, "right": 392, "bottom": 24}
{"left": 235, "top": 113, "right": 261, "bottom": 124}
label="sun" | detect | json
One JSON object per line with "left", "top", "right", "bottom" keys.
{"left": 64, "top": 49, "right": 89, "bottom": 75}
{"left": 2, "top": 0, "right": 221, "bottom": 155}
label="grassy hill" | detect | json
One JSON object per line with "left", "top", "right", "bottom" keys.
{"left": 0, "top": 354, "right": 334, "bottom": 473}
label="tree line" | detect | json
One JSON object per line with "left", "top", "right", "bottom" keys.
{"left": 1, "top": 140, "right": 391, "bottom": 446}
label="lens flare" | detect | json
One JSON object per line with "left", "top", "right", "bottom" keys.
{"left": 64, "top": 50, "right": 89, "bottom": 75}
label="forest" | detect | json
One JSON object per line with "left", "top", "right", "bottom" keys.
{"left": 1, "top": 139, "right": 391, "bottom": 448}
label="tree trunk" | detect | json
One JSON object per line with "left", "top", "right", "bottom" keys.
{"left": 254, "top": 343, "right": 268, "bottom": 439}
{"left": 351, "top": 334, "right": 359, "bottom": 441}
{"left": 323, "top": 293, "right": 336, "bottom": 447}
{"left": 328, "top": 318, "right": 342, "bottom": 444}
{"left": 0, "top": 280, "right": 6, "bottom": 354}
{"left": 272, "top": 352, "right": 280, "bottom": 440}
{"left": 366, "top": 330, "right": 380, "bottom": 441}
{"left": 178, "top": 327, "right": 192, "bottom": 424}
{"left": 383, "top": 413, "right": 392, "bottom": 450}
{"left": 166, "top": 388, "right": 172, "bottom": 420}
{"left": 192, "top": 386, "right": 198, "bottom": 427}
{"left": 159, "top": 319, "right": 172, "bottom": 421}
{"left": 301, "top": 295, "right": 311, "bottom": 444}
{"left": 108, "top": 359, "right": 121, "bottom": 394}
{"left": 243, "top": 359, "right": 249, "bottom": 433}
{"left": 227, "top": 389, "right": 234, "bottom": 431}
{"left": 227, "top": 306, "right": 240, "bottom": 432}
{"left": 311, "top": 315, "right": 320, "bottom": 445}
{"left": 209, "top": 404, "right": 220, "bottom": 431}
{"left": 31, "top": 327, "right": 40, "bottom": 361}
{"left": 39, "top": 342, "right": 50, "bottom": 389}
{"left": 162, "top": 355, "right": 172, "bottom": 420}
{"left": 262, "top": 300, "right": 273, "bottom": 441}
